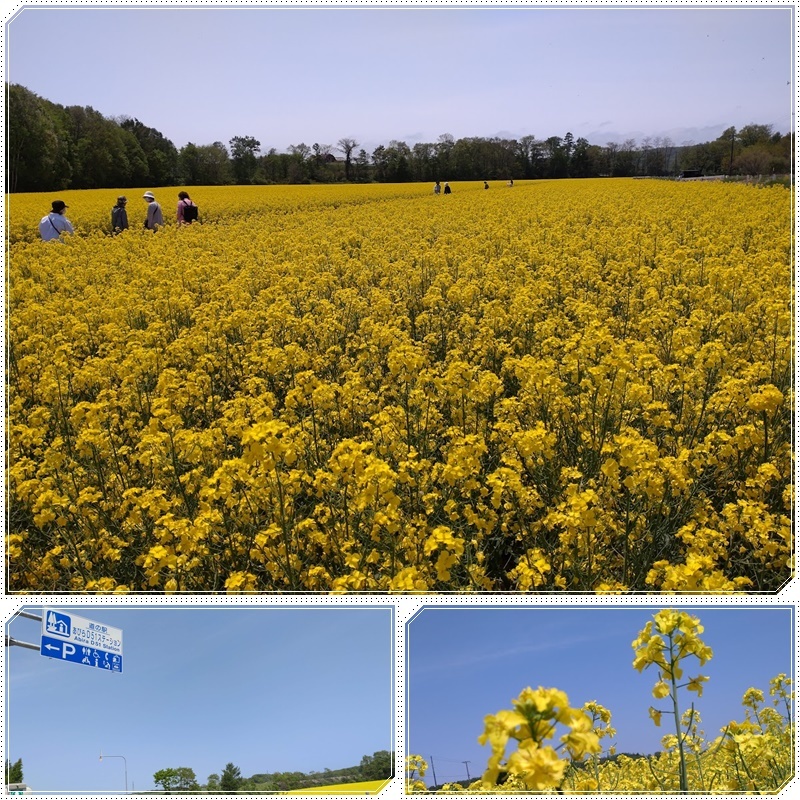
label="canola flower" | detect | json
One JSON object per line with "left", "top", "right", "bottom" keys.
{"left": 408, "top": 611, "right": 793, "bottom": 793}
{"left": 5, "top": 180, "right": 792, "bottom": 592}
{"left": 477, "top": 686, "right": 601, "bottom": 791}
{"left": 631, "top": 609, "right": 713, "bottom": 790}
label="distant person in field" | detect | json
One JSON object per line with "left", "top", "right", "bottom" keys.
{"left": 177, "top": 191, "right": 199, "bottom": 224}
{"left": 484, "top": 180, "right": 489, "bottom": 189}
{"left": 111, "top": 196, "right": 129, "bottom": 233}
{"left": 142, "top": 191, "right": 164, "bottom": 230}
{"left": 433, "top": 181, "right": 441, "bottom": 195}
{"left": 443, "top": 182, "right": 452, "bottom": 194}
{"left": 508, "top": 179, "right": 514, "bottom": 187}
{"left": 39, "top": 200, "right": 74, "bottom": 242}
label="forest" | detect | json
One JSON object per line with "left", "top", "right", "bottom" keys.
{"left": 151, "top": 751, "right": 393, "bottom": 793}
{"left": 7, "top": 82, "right": 793, "bottom": 193}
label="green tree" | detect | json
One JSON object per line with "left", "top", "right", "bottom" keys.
{"left": 119, "top": 116, "right": 179, "bottom": 185}
{"left": 153, "top": 768, "right": 180, "bottom": 791}
{"left": 544, "top": 136, "right": 568, "bottom": 178}
{"left": 230, "top": 135, "right": 261, "bottom": 184}
{"left": 175, "top": 767, "right": 199, "bottom": 790}
{"left": 353, "top": 148, "right": 371, "bottom": 182}
{"left": 220, "top": 762, "right": 243, "bottom": 791}
{"left": 179, "top": 141, "right": 232, "bottom": 185}
{"left": 6, "top": 758, "right": 23, "bottom": 784}
{"left": 570, "top": 136, "right": 595, "bottom": 177}
{"left": 737, "top": 123, "right": 774, "bottom": 147}
{"left": 153, "top": 766, "right": 198, "bottom": 791}
{"left": 179, "top": 142, "right": 202, "bottom": 183}
{"left": 336, "top": 137, "right": 359, "bottom": 180}
{"left": 6, "top": 84, "right": 69, "bottom": 191}
{"left": 65, "top": 105, "right": 140, "bottom": 188}
{"left": 359, "top": 750, "right": 393, "bottom": 780}
{"left": 206, "top": 773, "right": 220, "bottom": 791}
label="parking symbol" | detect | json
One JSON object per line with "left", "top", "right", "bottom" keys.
{"left": 44, "top": 610, "right": 71, "bottom": 638}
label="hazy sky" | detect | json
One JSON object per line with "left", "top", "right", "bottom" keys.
{"left": 2, "top": 2, "right": 793, "bottom": 155}
{"left": 407, "top": 605, "right": 793, "bottom": 787}
{"left": 5, "top": 605, "right": 393, "bottom": 792}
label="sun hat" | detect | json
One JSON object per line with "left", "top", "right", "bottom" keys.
{"left": 143, "top": 191, "right": 155, "bottom": 200}
{"left": 51, "top": 200, "right": 67, "bottom": 212}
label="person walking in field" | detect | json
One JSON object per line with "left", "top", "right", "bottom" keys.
{"left": 39, "top": 200, "right": 74, "bottom": 242}
{"left": 111, "top": 196, "right": 129, "bottom": 233}
{"left": 142, "top": 191, "right": 164, "bottom": 230}
{"left": 433, "top": 181, "right": 441, "bottom": 195}
{"left": 443, "top": 182, "right": 452, "bottom": 194}
{"left": 176, "top": 191, "right": 199, "bottom": 224}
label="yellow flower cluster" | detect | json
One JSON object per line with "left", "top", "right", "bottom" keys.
{"left": 478, "top": 686, "right": 601, "bottom": 790}
{"left": 5, "top": 179, "right": 792, "bottom": 591}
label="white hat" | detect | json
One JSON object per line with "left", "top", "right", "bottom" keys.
{"left": 143, "top": 191, "right": 155, "bottom": 200}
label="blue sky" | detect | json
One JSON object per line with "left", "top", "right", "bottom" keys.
{"left": 407, "top": 605, "right": 793, "bottom": 787}
{"left": 5, "top": 605, "right": 393, "bottom": 792}
{"left": 2, "top": 2, "right": 793, "bottom": 155}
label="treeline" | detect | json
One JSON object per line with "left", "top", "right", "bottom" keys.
{"left": 7, "top": 82, "right": 792, "bottom": 193}
{"left": 150, "top": 750, "right": 393, "bottom": 794}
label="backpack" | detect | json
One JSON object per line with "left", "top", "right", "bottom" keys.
{"left": 182, "top": 201, "right": 199, "bottom": 223}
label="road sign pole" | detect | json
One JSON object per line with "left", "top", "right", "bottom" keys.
{"left": 5, "top": 636, "right": 41, "bottom": 652}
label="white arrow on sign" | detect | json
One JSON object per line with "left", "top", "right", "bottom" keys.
{"left": 43, "top": 644, "right": 60, "bottom": 652}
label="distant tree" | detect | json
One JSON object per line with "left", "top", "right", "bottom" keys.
{"left": 516, "top": 134, "right": 544, "bottom": 178}
{"left": 737, "top": 123, "right": 774, "bottom": 147}
{"left": 181, "top": 141, "right": 232, "bottom": 185}
{"left": 179, "top": 142, "right": 202, "bottom": 183}
{"left": 735, "top": 146, "right": 772, "bottom": 175}
{"left": 175, "top": 767, "right": 199, "bottom": 790}
{"left": 120, "top": 117, "right": 180, "bottom": 185}
{"left": 229, "top": 135, "right": 261, "bottom": 184}
{"left": 354, "top": 148, "right": 371, "bottom": 181}
{"left": 563, "top": 131, "right": 575, "bottom": 172}
{"left": 206, "top": 773, "right": 220, "bottom": 791}
{"left": 615, "top": 138, "right": 639, "bottom": 176}
{"left": 544, "top": 136, "right": 568, "bottom": 177}
{"left": 336, "top": 137, "right": 359, "bottom": 180}
{"left": 152, "top": 766, "right": 198, "bottom": 791}
{"left": 410, "top": 141, "right": 436, "bottom": 181}
{"left": 288, "top": 142, "right": 311, "bottom": 160}
{"left": 359, "top": 750, "right": 393, "bottom": 780}
{"left": 153, "top": 768, "right": 180, "bottom": 791}
{"left": 718, "top": 126, "right": 738, "bottom": 174}
{"left": 435, "top": 133, "right": 455, "bottom": 177}
{"left": 6, "top": 758, "right": 24, "bottom": 784}
{"left": 287, "top": 143, "right": 312, "bottom": 183}
{"left": 571, "top": 136, "right": 595, "bottom": 177}
{"left": 7, "top": 84, "right": 70, "bottom": 191}
{"left": 310, "top": 142, "right": 333, "bottom": 180}
{"left": 220, "top": 762, "right": 243, "bottom": 791}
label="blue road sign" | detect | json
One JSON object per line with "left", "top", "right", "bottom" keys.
{"left": 40, "top": 609, "right": 123, "bottom": 674}
{"left": 40, "top": 636, "right": 123, "bottom": 672}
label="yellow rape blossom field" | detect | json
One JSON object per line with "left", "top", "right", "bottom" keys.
{"left": 4, "top": 179, "right": 792, "bottom": 592}
{"left": 286, "top": 779, "right": 387, "bottom": 794}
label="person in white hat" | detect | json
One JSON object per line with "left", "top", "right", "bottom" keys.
{"left": 142, "top": 191, "right": 164, "bottom": 231}
{"left": 38, "top": 199, "right": 74, "bottom": 242}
